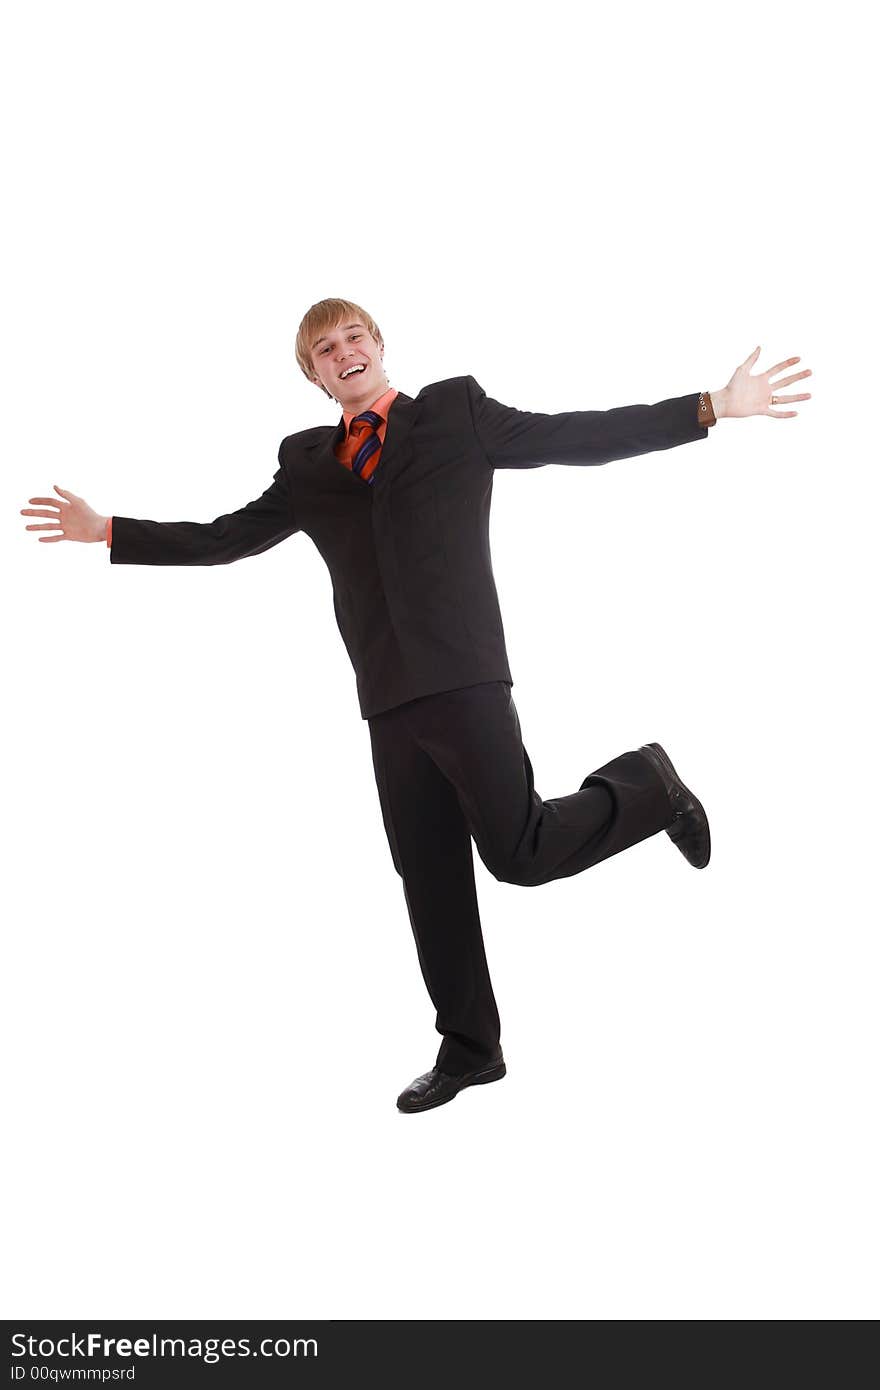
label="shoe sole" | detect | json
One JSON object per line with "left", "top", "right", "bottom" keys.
{"left": 645, "top": 741, "right": 711, "bottom": 869}
{"left": 396, "top": 1059, "right": 507, "bottom": 1113}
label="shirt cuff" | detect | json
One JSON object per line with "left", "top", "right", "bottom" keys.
{"left": 698, "top": 391, "right": 717, "bottom": 427}
{"left": 106, "top": 517, "right": 113, "bottom": 547}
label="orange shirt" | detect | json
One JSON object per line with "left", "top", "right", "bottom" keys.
{"left": 335, "top": 384, "right": 400, "bottom": 480}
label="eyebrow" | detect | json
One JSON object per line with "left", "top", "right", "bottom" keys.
{"left": 312, "top": 322, "right": 365, "bottom": 349}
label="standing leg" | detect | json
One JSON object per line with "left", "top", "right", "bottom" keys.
{"left": 368, "top": 703, "right": 502, "bottom": 1075}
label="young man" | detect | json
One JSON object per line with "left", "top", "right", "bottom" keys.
{"left": 21, "top": 297, "right": 812, "bottom": 1114}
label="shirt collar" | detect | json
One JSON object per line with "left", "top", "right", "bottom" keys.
{"left": 342, "top": 384, "right": 400, "bottom": 435}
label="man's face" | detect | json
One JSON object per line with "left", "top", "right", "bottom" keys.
{"left": 309, "top": 319, "right": 387, "bottom": 411}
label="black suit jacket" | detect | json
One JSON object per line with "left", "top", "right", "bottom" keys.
{"left": 109, "top": 375, "right": 710, "bottom": 718}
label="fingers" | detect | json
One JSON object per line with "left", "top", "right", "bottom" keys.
{"left": 768, "top": 409, "right": 799, "bottom": 418}
{"left": 766, "top": 356, "right": 803, "bottom": 378}
{"left": 21, "top": 501, "right": 65, "bottom": 536}
{"left": 771, "top": 368, "right": 812, "bottom": 388}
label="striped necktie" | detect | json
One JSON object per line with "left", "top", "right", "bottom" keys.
{"left": 347, "top": 409, "right": 383, "bottom": 485}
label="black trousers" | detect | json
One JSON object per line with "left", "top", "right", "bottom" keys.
{"left": 367, "top": 681, "right": 676, "bottom": 1075}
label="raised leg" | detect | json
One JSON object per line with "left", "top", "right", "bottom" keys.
{"left": 406, "top": 683, "right": 675, "bottom": 888}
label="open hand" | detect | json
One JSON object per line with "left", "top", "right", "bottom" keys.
{"left": 720, "top": 347, "right": 813, "bottom": 419}
{"left": 21, "top": 485, "right": 107, "bottom": 543}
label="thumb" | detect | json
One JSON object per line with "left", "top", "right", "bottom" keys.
{"left": 743, "top": 345, "right": 760, "bottom": 367}
{"left": 54, "top": 484, "right": 74, "bottom": 499}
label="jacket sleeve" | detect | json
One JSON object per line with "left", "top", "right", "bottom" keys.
{"left": 109, "top": 451, "right": 299, "bottom": 567}
{"left": 465, "top": 375, "right": 710, "bottom": 470}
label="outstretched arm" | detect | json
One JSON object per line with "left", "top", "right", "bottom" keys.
{"left": 468, "top": 379, "right": 708, "bottom": 471}
{"left": 22, "top": 459, "right": 299, "bottom": 566}
{"left": 466, "top": 347, "right": 812, "bottom": 470}
{"left": 108, "top": 463, "right": 298, "bottom": 566}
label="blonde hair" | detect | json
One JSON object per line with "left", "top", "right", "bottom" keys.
{"left": 295, "top": 297, "right": 384, "bottom": 401}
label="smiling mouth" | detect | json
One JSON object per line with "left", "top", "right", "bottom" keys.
{"left": 339, "top": 364, "right": 367, "bottom": 380}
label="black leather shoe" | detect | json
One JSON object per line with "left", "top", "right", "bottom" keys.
{"left": 396, "top": 1055, "right": 507, "bottom": 1113}
{"left": 637, "top": 742, "right": 711, "bottom": 869}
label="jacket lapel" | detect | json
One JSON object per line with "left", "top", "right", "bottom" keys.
{"left": 304, "top": 389, "right": 417, "bottom": 490}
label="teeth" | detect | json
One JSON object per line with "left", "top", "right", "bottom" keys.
{"left": 341, "top": 364, "right": 365, "bottom": 378}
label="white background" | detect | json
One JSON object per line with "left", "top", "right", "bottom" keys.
{"left": 4, "top": 0, "right": 876, "bottom": 1321}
